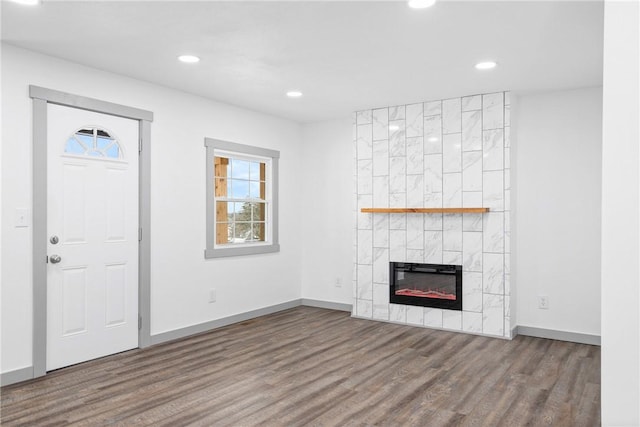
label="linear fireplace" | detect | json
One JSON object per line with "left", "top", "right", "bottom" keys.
{"left": 389, "top": 262, "right": 462, "bottom": 311}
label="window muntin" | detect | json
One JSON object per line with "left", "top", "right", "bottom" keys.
{"left": 64, "top": 127, "right": 122, "bottom": 159}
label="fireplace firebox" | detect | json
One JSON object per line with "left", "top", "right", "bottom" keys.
{"left": 389, "top": 262, "right": 462, "bottom": 310}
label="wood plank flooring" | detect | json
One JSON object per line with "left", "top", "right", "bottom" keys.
{"left": 1, "top": 306, "right": 600, "bottom": 426}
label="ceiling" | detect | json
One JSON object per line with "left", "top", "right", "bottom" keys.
{"left": 2, "top": 0, "right": 604, "bottom": 123}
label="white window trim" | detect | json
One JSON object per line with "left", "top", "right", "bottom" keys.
{"left": 204, "top": 138, "right": 280, "bottom": 258}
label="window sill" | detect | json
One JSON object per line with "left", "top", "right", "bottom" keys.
{"left": 204, "top": 243, "right": 280, "bottom": 259}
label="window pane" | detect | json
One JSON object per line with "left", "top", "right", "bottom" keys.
{"left": 230, "top": 179, "right": 250, "bottom": 199}
{"left": 251, "top": 202, "right": 266, "bottom": 221}
{"left": 65, "top": 138, "right": 85, "bottom": 154}
{"left": 234, "top": 222, "right": 251, "bottom": 241}
{"left": 96, "top": 136, "right": 113, "bottom": 151}
{"left": 214, "top": 156, "right": 230, "bottom": 177}
{"left": 216, "top": 222, "right": 231, "bottom": 245}
{"left": 250, "top": 162, "right": 263, "bottom": 181}
{"left": 252, "top": 222, "right": 266, "bottom": 242}
{"left": 105, "top": 144, "right": 120, "bottom": 159}
{"left": 75, "top": 134, "right": 92, "bottom": 150}
{"left": 249, "top": 181, "right": 261, "bottom": 199}
{"left": 231, "top": 159, "right": 250, "bottom": 179}
{"left": 216, "top": 201, "right": 233, "bottom": 222}
{"left": 234, "top": 202, "right": 251, "bottom": 222}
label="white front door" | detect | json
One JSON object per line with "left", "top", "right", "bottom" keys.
{"left": 46, "top": 104, "right": 139, "bottom": 371}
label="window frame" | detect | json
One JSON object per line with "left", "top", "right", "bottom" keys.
{"left": 205, "top": 137, "right": 280, "bottom": 258}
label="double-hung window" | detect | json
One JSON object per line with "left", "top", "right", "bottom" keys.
{"left": 205, "top": 138, "right": 279, "bottom": 258}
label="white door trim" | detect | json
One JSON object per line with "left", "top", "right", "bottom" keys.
{"left": 30, "top": 86, "right": 153, "bottom": 378}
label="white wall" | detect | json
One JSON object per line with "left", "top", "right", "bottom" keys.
{"left": 300, "top": 119, "right": 353, "bottom": 305}
{"left": 1, "top": 44, "right": 303, "bottom": 374}
{"left": 515, "top": 87, "right": 602, "bottom": 337}
{"left": 601, "top": 1, "right": 639, "bottom": 425}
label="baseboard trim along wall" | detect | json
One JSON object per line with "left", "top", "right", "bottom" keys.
{"left": 301, "top": 298, "right": 352, "bottom": 312}
{"left": 1, "top": 366, "right": 34, "bottom": 387}
{"left": 514, "top": 325, "right": 601, "bottom": 346}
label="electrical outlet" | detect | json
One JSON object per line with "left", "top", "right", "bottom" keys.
{"left": 335, "top": 277, "right": 342, "bottom": 288}
{"left": 538, "top": 295, "right": 549, "bottom": 309}
{"left": 209, "top": 288, "right": 216, "bottom": 303}
{"left": 15, "top": 208, "right": 30, "bottom": 228}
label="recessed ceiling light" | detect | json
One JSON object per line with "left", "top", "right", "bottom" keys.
{"left": 389, "top": 125, "right": 400, "bottom": 131}
{"left": 286, "top": 91, "right": 303, "bottom": 98}
{"left": 9, "top": 0, "right": 40, "bottom": 5}
{"left": 178, "top": 55, "right": 200, "bottom": 64}
{"left": 475, "top": 61, "right": 497, "bottom": 70}
{"left": 408, "top": 0, "right": 436, "bottom": 9}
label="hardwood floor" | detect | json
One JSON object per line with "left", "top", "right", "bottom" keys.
{"left": 1, "top": 306, "right": 600, "bottom": 426}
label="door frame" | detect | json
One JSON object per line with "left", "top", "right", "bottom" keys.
{"left": 30, "top": 86, "right": 153, "bottom": 377}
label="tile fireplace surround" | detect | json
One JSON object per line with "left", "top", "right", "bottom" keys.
{"left": 352, "top": 92, "right": 512, "bottom": 338}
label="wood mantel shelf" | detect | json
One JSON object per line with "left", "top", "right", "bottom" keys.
{"left": 360, "top": 207, "right": 490, "bottom": 214}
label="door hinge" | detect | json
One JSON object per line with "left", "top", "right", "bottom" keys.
{"left": 46, "top": 255, "right": 49, "bottom": 263}
{"left": 138, "top": 316, "right": 142, "bottom": 330}
{"left": 138, "top": 228, "right": 142, "bottom": 242}
{"left": 138, "top": 138, "right": 142, "bottom": 153}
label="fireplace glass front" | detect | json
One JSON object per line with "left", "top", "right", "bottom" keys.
{"left": 389, "top": 262, "right": 462, "bottom": 310}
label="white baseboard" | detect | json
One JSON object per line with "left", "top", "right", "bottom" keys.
{"left": 1, "top": 366, "right": 34, "bottom": 387}
{"left": 514, "top": 325, "right": 601, "bottom": 346}
{"left": 301, "top": 298, "right": 352, "bottom": 312}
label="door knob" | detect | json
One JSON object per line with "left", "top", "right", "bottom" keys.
{"left": 49, "top": 255, "right": 62, "bottom": 264}
{"left": 50, "top": 235, "right": 59, "bottom": 244}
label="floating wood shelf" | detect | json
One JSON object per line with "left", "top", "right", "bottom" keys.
{"left": 360, "top": 208, "right": 490, "bottom": 214}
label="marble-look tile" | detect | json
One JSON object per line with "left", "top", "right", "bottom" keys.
{"left": 352, "top": 278, "right": 357, "bottom": 300}
{"left": 463, "top": 271, "right": 483, "bottom": 312}
{"left": 407, "top": 175, "right": 424, "bottom": 208}
{"left": 424, "top": 212, "right": 443, "bottom": 231}
{"left": 356, "top": 299, "right": 373, "bottom": 318}
{"left": 504, "top": 295, "right": 510, "bottom": 317}
{"left": 462, "top": 191, "right": 482, "bottom": 208}
{"left": 483, "top": 212, "right": 504, "bottom": 253}
{"left": 406, "top": 137, "right": 424, "bottom": 175}
{"left": 504, "top": 104, "right": 511, "bottom": 127}
{"left": 389, "top": 193, "right": 406, "bottom": 210}
{"left": 390, "top": 212, "right": 406, "bottom": 230}
{"left": 389, "top": 157, "right": 406, "bottom": 194}
{"left": 504, "top": 253, "right": 511, "bottom": 275}
{"left": 504, "top": 147, "right": 511, "bottom": 169}
{"left": 424, "top": 308, "right": 443, "bottom": 327}
{"left": 483, "top": 171, "right": 504, "bottom": 211}
{"left": 357, "top": 159, "right": 373, "bottom": 194}
{"left": 504, "top": 126, "right": 511, "bottom": 148}
{"left": 373, "top": 176, "right": 389, "bottom": 208}
{"left": 372, "top": 108, "right": 389, "bottom": 141}
{"left": 373, "top": 304, "right": 390, "bottom": 321}
{"left": 407, "top": 214, "right": 424, "bottom": 250}
{"left": 463, "top": 311, "right": 483, "bottom": 333}
{"left": 462, "top": 151, "right": 482, "bottom": 192}
{"left": 462, "top": 110, "right": 482, "bottom": 151}
{"left": 424, "top": 100, "right": 442, "bottom": 116}
{"left": 443, "top": 310, "right": 462, "bottom": 331}
{"left": 483, "top": 129, "right": 504, "bottom": 171}
{"left": 505, "top": 92, "right": 511, "bottom": 106}
{"left": 504, "top": 169, "right": 511, "bottom": 191}
{"left": 505, "top": 274, "right": 511, "bottom": 296}
{"left": 406, "top": 103, "right": 424, "bottom": 138}
{"left": 390, "top": 230, "right": 407, "bottom": 262}
{"left": 390, "top": 304, "right": 407, "bottom": 323}
{"left": 483, "top": 253, "right": 504, "bottom": 294}
{"left": 504, "top": 317, "right": 511, "bottom": 338}
{"left": 424, "top": 115, "right": 443, "bottom": 154}
{"left": 483, "top": 294, "right": 504, "bottom": 336}
{"left": 357, "top": 264, "right": 373, "bottom": 300}
{"left": 372, "top": 140, "right": 389, "bottom": 176}
{"left": 443, "top": 133, "right": 462, "bottom": 173}
{"left": 373, "top": 248, "right": 390, "bottom": 284}
{"left": 389, "top": 105, "right": 406, "bottom": 121}
{"left": 424, "top": 154, "right": 443, "bottom": 194}
{"left": 389, "top": 120, "right": 406, "bottom": 157}
{"left": 425, "top": 191, "right": 443, "bottom": 208}
{"left": 357, "top": 110, "right": 372, "bottom": 125}
{"left": 424, "top": 230, "right": 443, "bottom": 264}
{"left": 443, "top": 173, "right": 462, "bottom": 208}
{"left": 482, "top": 93, "right": 504, "bottom": 130}
{"left": 504, "top": 189, "right": 511, "bottom": 212}
{"left": 357, "top": 230, "right": 373, "bottom": 264}
{"left": 442, "top": 98, "right": 462, "bottom": 134}
{"left": 406, "top": 249, "right": 424, "bottom": 263}
{"left": 373, "top": 284, "right": 389, "bottom": 310}
{"left": 357, "top": 194, "right": 373, "bottom": 230}
{"left": 373, "top": 214, "right": 389, "bottom": 248}
{"left": 463, "top": 232, "right": 483, "bottom": 272}
{"left": 356, "top": 124, "right": 373, "bottom": 160}
{"left": 407, "top": 305, "right": 425, "bottom": 326}
{"left": 462, "top": 213, "right": 482, "bottom": 232}
{"left": 443, "top": 251, "right": 462, "bottom": 265}
{"left": 443, "top": 214, "right": 462, "bottom": 251}
{"left": 462, "top": 94, "right": 482, "bottom": 111}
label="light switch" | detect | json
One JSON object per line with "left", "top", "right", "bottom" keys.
{"left": 15, "top": 208, "right": 30, "bottom": 228}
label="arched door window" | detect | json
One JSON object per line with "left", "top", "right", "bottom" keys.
{"left": 64, "top": 127, "right": 122, "bottom": 159}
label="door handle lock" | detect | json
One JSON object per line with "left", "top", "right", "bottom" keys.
{"left": 49, "top": 255, "right": 62, "bottom": 264}
{"left": 50, "top": 235, "right": 59, "bottom": 244}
